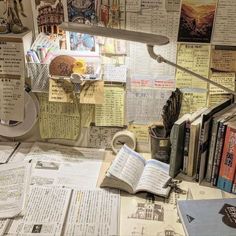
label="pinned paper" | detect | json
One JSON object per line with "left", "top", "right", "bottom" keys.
{"left": 80, "top": 81, "right": 104, "bottom": 104}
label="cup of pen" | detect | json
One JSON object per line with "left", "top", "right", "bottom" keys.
{"left": 149, "top": 124, "right": 171, "bottom": 163}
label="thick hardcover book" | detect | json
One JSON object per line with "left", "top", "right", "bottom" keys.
{"left": 100, "top": 145, "right": 171, "bottom": 197}
{"left": 177, "top": 198, "right": 236, "bottom": 236}
{"left": 206, "top": 104, "right": 236, "bottom": 182}
{"left": 211, "top": 116, "right": 236, "bottom": 186}
{"left": 169, "top": 114, "right": 191, "bottom": 178}
{"left": 195, "top": 98, "right": 232, "bottom": 182}
{"left": 187, "top": 116, "right": 201, "bottom": 177}
{"left": 217, "top": 122, "right": 236, "bottom": 192}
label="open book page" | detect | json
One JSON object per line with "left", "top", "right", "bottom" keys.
{"left": 136, "top": 160, "right": 171, "bottom": 197}
{"left": 0, "top": 162, "right": 31, "bottom": 218}
{"left": 64, "top": 189, "right": 120, "bottom": 236}
{"left": 6, "top": 186, "right": 72, "bottom": 236}
{"left": 107, "top": 145, "right": 146, "bottom": 192}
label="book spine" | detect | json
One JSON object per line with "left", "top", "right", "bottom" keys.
{"left": 169, "top": 124, "right": 178, "bottom": 178}
{"left": 195, "top": 128, "right": 204, "bottom": 182}
{"left": 217, "top": 126, "right": 236, "bottom": 192}
{"left": 211, "top": 123, "right": 226, "bottom": 186}
{"left": 183, "top": 120, "right": 190, "bottom": 174}
{"left": 205, "top": 121, "right": 218, "bottom": 182}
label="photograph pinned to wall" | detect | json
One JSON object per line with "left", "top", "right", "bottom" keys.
{"left": 177, "top": 0, "right": 217, "bottom": 43}
{"left": 63, "top": 0, "right": 99, "bottom": 55}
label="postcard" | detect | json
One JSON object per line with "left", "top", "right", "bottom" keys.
{"left": 177, "top": 0, "right": 217, "bottom": 43}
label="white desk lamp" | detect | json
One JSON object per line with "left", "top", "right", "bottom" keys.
{"left": 60, "top": 22, "right": 236, "bottom": 96}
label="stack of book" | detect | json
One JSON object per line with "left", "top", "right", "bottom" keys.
{"left": 169, "top": 98, "right": 236, "bottom": 194}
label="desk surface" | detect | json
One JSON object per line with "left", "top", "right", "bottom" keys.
{"left": 2, "top": 142, "right": 236, "bottom": 236}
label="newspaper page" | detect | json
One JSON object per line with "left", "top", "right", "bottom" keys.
{"left": 64, "top": 189, "right": 120, "bottom": 236}
{"left": 108, "top": 145, "right": 146, "bottom": 190}
{"left": 95, "top": 86, "right": 125, "bottom": 127}
{"left": 0, "top": 162, "right": 31, "bottom": 218}
{"left": 0, "top": 142, "right": 19, "bottom": 164}
{"left": 6, "top": 186, "right": 72, "bottom": 236}
{"left": 212, "top": 0, "right": 236, "bottom": 46}
{"left": 120, "top": 191, "right": 185, "bottom": 236}
{"left": 24, "top": 142, "right": 104, "bottom": 189}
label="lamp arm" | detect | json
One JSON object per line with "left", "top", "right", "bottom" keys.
{"left": 147, "top": 45, "right": 236, "bottom": 96}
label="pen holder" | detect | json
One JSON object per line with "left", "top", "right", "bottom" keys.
{"left": 150, "top": 134, "right": 171, "bottom": 163}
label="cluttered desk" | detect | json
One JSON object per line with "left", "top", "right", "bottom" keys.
{"left": 0, "top": 0, "right": 236, "bottom": 236}
{"left": 0, "top": 141, "right": 235, "bottom": 236}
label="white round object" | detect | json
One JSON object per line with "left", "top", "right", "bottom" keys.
{"left": 111, "top": 130, "right": 136, "bottom": 154}
{"left": 0, "top": 91, "right": 39, "bottom": 137}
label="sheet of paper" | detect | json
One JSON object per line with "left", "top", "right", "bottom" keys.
{"left": 80, "top": 104, "right": 95, "bottom": 127}
{"left": 209, "top": 72, "right": 235, "bottom": 94}
{"left": 6, "top": 186, "right": 72, "bottom": 236}
{"left": 0, "top": 142, "right": 19, "bottom": 164}
{"left": 180, "top": 92, "right": 207, "bottom": 115}
{"left": 24, "top": 142, "right": 104, "bottom": 189}
{"left": 0, "top": 162, "right": 31, "bottom": 218}
{"left": 165, "top": 0, "right": 180, "bottom": 12}
{"left": 211, "top": 49, "right": 236, "bottom": 72}
{"left": 38, "top": 94, "right": 81, "bottom": 140}
{"left": 0, "top": 38, "right": 25, "bottom": 76}
{"left": 208, "top": 94, "right": 233, "bottom": 107}
{"left": 120, "top": 191, "right": 185, "bottom": 236}
{"left": 126, "top": 8, "right": 179, "bottom": 76}
{"left": 95, "top": 86, "right": 125, "bottom": 127}
{"left": 212, "top": 0, "right": 236, "bottom": 46}
{"left": 141, "top": 0, "right": 164, "bottom": 9}
{"left": 176, "top": 44, "right": 210, "bottom": 90}
{"left": 49, "top": 77, "right": 75, "bottom": 103}
{"left": 88, "top": 126, "right": 124, "bottom": 149}
{"left": 128, "top": 75, "right": 175, "bottom": 90}
{"left": 64, "top": 189, "right": 120, "bottom": 236}
{"left": 103, "top": 64, "right": 127, "bottom": 83}
{"left": 80, "top": 81, "right": 104, "bottom": 104}
{"left": 178, "top": 0, "right": 217, "bottom": 43}
{"left": 126, "top": 0, "right": 141, "bottom": 12}
{"left": 126, "top": 89, "right": 171, "bottom": 124}
{"left": 0, "top": 76, "right": 24, "bottom": 122}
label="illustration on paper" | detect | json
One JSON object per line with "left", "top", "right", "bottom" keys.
{"left": 178, "top": 0, "right": 217, "bottom": 43}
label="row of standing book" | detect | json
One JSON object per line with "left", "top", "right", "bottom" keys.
{"left": 169, "top": 97, "right": 236, "bottom": 194}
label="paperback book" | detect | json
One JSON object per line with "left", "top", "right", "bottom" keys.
{"left": 100, "top": 145, "right": 171, "bottom": 197}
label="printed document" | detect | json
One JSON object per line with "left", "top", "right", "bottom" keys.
{"left": 64, "top": 189, "right": 120, "bottom": 236}
{"left": 6, "top": 186, "right": 72, "bottom": 236}
{"left": 0, "top": 162, "right": 31, "bottom": 218}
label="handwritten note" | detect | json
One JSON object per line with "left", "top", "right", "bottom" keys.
{"left": 38, "top": 94, "right": 81, "bottom": 140}
{"left": 95, "top": 86, "right": 125, "bottom": 127}
{"left": 211, "top": 49, "right": 236, "bottom": 72}
{"left": 212, "top": 0, "right": 236, "bottom": 46}
{"left": 80, "top": 81, "right": 104, "bottom": 104}
{"left": 49, "top": 77, "right": 75, "bottom": 103}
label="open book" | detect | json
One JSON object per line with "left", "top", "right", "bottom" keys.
{"left": 101, "top": 145, "right": 171, "bottom": 197}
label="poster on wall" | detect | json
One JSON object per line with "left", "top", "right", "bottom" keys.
{"left": 177, "top": 0, "right": 217, "bottom": 43}
{"left": 63, "top": 0, "right": 99, "bottom": 54}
